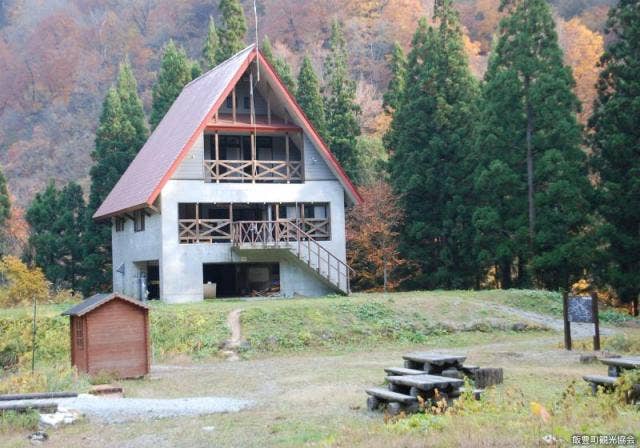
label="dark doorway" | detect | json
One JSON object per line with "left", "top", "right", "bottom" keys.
{"left": 147, "top": 263, "right": 160, "bottom": 300}
{"left": 202, "top": 263, "right": 280, "bottom": 298}
{"left": 203, "top": 263, "right": 237, "bottom": 298}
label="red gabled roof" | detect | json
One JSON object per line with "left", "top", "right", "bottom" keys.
{"left": 94, "top": 45, "right": 361, "bottom": 220}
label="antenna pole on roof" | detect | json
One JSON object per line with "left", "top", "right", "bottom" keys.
{"left": 253, "top": 0, "right": 260, "bottom": 82}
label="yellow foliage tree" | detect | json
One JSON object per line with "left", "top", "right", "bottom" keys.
{"left": 558, "top": 18, "right": 604, "bottom": 124}
{"left": 0, "top": 255, "right": 50, "bottom": 307}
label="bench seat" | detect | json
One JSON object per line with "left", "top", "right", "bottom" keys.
{"left": 366, "top": 387, "right": 418, "bottom": 404}
{"left": 384, "top": 367, "right": 425, "bottom": 376}
{"left": 583, "top": 375, "right": 617, "bottom": 386}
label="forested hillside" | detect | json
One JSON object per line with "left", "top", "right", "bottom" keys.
{"left": 0, "top": 0, "right": 612, "bottom": 206}
{"left": 2, "top": 0, "right": 636, "bottom": 310}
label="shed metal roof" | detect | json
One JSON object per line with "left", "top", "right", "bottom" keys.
{"left": 61, "top": 293, "right": 149, "bottom": 316}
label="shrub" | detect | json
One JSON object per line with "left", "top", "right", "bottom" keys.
{"left": 615, "top": 370, "right": 640, "bottom": 404}
{"left": 0, "top": 256, "right": 50, "bottom": 307}
{"left": 89, "top": 370, "right": 118, "bottom": 385}
{"left": 0, "top": 410, "right": 39, "bottom": 433}
{"left": 602, "top": 334, "right": 640, "bottom": 354}
{"left": 0, "top": 314, "right": 69, "bottom": 368}
{"left": 50, "top": 288, "right": 82, "bottom": 305}
{"left": 0, "top": 365, "right": 89, "bottom": 394}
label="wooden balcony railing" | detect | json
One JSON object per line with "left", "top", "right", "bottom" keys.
{"left": 178, "top": 219, "right": 232, "bottom": 243}
{"left": 203, "top": 160, "right": 304, "bottom": 183}
{"left": 299, "top": 218, "right": 330, "bottom": 240}
{"left": 178, "top": 218, "right": 330, "bottom": 244}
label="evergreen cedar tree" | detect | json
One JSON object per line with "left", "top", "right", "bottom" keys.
{"left": 474, "top": 0, "right": 592, "bottom": 289}
{"left": 388, "top": 2, "right": 480, "bottom": 289}
{"left": 83, "top": 62, "right": 148, "bottom": 294}
{"left": 261, "top": 36, "right": 296, "bottom": 93}
{"left": 202, "top": 16, "right": 220, "bottom": 70}
{"left": 0, "top": 166, "right": 9, "bottom": 230}
{"left": 150, "top": 40, "right": 194, "bottom": 130}
{"left": 296, "top": 55, "right": 327, "bottom": 141}
{"left": 26, "top": 181, "right": 86, "bottom": 291}
{"left": 382, "top": 42, "right": 406, "bottom": 115}
{"left": 216, "top": 0, "right": 248, "bottom": 63}
{"left": 588, "top": 0, "right": 640, "bottom": 315}
{"left": 323, "top": 20, "right": 361, "bottom": 181}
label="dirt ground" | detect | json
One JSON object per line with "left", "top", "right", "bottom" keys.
{"left": 3, "top": 327, "right": 634, "bottom": 448}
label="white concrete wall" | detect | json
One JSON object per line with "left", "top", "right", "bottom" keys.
{"left": 280, "top": 259, "right": 334, "bottom": 297}
{"left": 112, "top": 123, "right": 349, "bottom": 303}
{"left": 111, "top": 213, "right": 162, "bottom": 298}
{"left": 159, "top": 178, "right": 346, "bottom": 303}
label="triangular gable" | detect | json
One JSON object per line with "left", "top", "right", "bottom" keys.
{"left": 94, "top": 45, "right": 361, "bottom": 220}
{"left": 255, "top": 52, "right": 362, "bottom": 204}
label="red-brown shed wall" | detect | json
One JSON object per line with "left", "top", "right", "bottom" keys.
{"left": 83, "top": 299, "right": 149, "bottom": 378}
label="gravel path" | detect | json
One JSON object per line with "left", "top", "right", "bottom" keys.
{"left": 8, "top": 394, "right": 253, "bottom": 424}
{"left": 480, "top": 301, "right": 617, "bottom": 338}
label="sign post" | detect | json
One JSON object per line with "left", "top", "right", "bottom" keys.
{"left": 562, "top": 291, "right": 572, "bottom": 350}
{"left": 562, "top": 290, "right": 601, "bottom": 351}
{"left": 591, "top": 291, "right": 600, "bottom": 351}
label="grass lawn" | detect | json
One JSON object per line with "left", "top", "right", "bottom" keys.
{"left": 0, "top": 290, "right": 639, "bottom": 447}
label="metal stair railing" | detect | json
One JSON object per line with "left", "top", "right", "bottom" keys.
{"left": 230, "top": 220, "right": 353, "bottom": 293}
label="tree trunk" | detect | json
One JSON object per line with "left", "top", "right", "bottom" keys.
{"left": 633, "top": 296, "right": 639, "bottom": 317}
{"left": 525, "top": 75, "right": 535, "bottom": 250}
{"left": 513, "top": 255, "right": 527, "bottom": 288}
{"left": 500, "top": 260, "right": 512, "bottom": 290}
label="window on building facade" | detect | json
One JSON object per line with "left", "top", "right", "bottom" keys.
{"left": 134, "top": 211, "right": 145, "bottom": 232}
{"left": 115, "top": 217, "right": 125, "bottom": 232}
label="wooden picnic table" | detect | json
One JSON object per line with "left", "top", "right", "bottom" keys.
{"left": 403, "top": 352, "right": 466, "bottom": 372}
{"left": 600, "top": 356, "right": 640, "bottom": 377}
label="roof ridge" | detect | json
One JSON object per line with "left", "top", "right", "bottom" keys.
{"left": 184, "top": 44, "right": 256, "bottom": 89}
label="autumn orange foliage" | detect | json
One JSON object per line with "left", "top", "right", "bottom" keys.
{"left": 558, "top": 17, "right": 604, "bottom": 124}
{"left": 346, "top": 181, "right": 408, "bottom": 291}
{"left": 0, "top": 0, "right": 608, "bottom": 210}
{"left": 2, "top": 196, "right": 29, "bottom": 257}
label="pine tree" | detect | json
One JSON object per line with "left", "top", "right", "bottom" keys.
{"left": 472, "top": 46, "right": 530, "bottom": 288}
{"left": 83, "top": 59, "right": 149, "bottom": 293}
{"left": 150, "top": 40, "right": 193, "bottom": 129}
{"left": 202, "top": 16, "right": 220, "bottom": 70}
{"left": 216, "top": 0, "right": 247, "bottom": 62}
{"left": 0, "top": 165, "right": 9, "bottom": 228}
{"left": 27, "top": 182, "right": 86, "bottom": 290}
{"left": 116, "top": 59, "right": 148, "bottom": 152}
{"left": 0, "top": 165, "right": 11, "bottom": 255}
{"left": 261, "top": 36, "right": 296, "bottom": 93}
{"left": 89, "top": 88, "right": 137, "bottom": 211}
{"left": 82, "top": 87, "right": 138, "bottom": 294}
{"left": 589, "top": 0, "right": 640, "bottom": 314}
{"left": 296, "top": 55, "right": 326, "bottom": 139}
{"left": 323, "top": 20, "right": 361, "bottom": 179}
{"left": 382, "top": 42, "right": 406, "bottom": 115}
{"left": 474, "top": 0, "right": 592, "bottom": 289}
{"left": 388, "top": 3, "right": 480, "bottom": 289}
{"left": 261, "top": 35, "right": 274, "bottom": 62}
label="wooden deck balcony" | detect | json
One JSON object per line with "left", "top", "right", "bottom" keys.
{"left": 203, "top": 159, "right": 303, "bottom": 183}
{"left": 178, "top": 219, "right": 232, "bottom": 243}
{"left": 178, "top": 218, "right": 330, "bottom": 244}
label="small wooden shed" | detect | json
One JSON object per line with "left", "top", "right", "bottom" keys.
{"left": 62, "top": 293, "right": 150, "bottom": 378}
